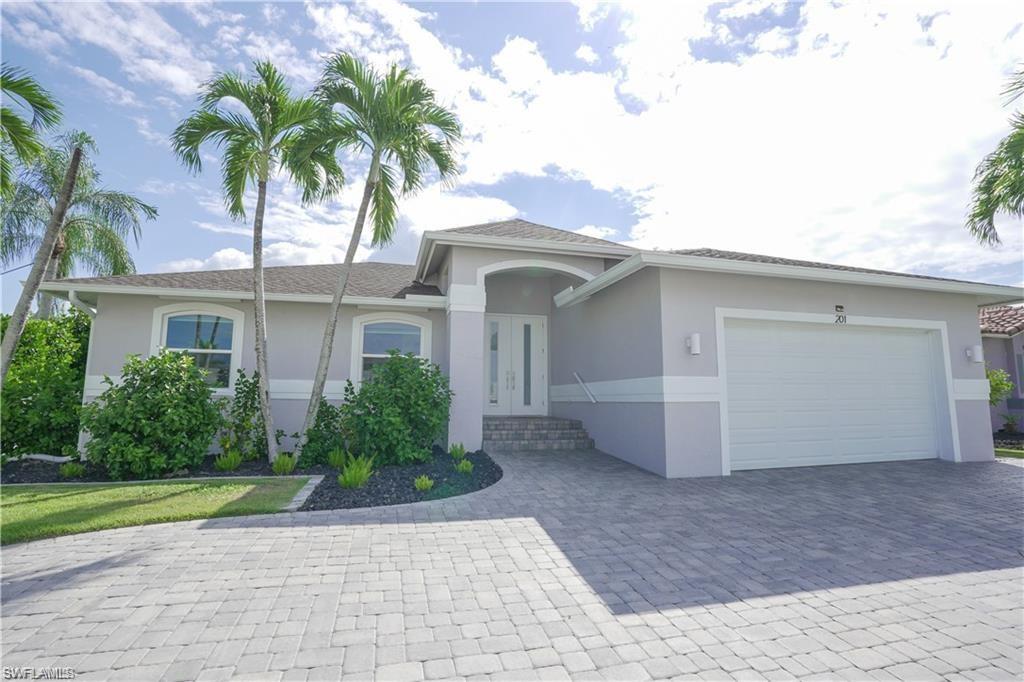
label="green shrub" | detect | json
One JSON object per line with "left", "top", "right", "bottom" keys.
{"left": 80, "top": 350, "right": 222, "bottom": 480}
{"left": 272, "top": 454, "right": 296, "bottom": 475}
{"left": 59, "top": 461, "right": 86, "bottom": 479}
{"left": 340, "top": 352, "right": 452, "bottom": 466}
{"left": 219, "top": 369, "right": 266, "bottom": 460}
{"left": 0, "top": 311, "right": 90, "bottom": 460}
{"left": 298, "top": 400, "right": 344, "bottom": 468}
{"left": 326, "top": 446, "right": 348, "bottom": 470}
{"left": 338, "top": 453, "right": 375, "bottom": 488}
{"left": 1002, "top": 414, "right": 1020, "bottom": 433}
{"left": 449, "top": 443, "right": 466, "bottom": 459}
{"left": 414, "top": 474, "right": 434, "bottom": 491}
{"left": 214, "top": 450, "right": 243, "bottom": 472}
{"left": 454, "top": 459, "right": 473, "bottom": 474}
{"left": 988, "top": 366, "right": 1015, "bottom": 406}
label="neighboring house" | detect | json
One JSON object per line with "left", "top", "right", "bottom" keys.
{"left": 980, "top": 305, "right": 1024, "bottom": 431}
{"left": 40, "top": 219, "right": 1023, "bottom": 477}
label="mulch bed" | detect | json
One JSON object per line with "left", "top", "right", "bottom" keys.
{"left": 0, "top": 455, "right": 334, "bottom": 484}
{"left": 299, "top": 449, "right": 502, "bottom": 511}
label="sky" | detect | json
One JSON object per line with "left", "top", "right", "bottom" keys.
{"left": 2, "top": 0, "right": 1023, "bottom": 312}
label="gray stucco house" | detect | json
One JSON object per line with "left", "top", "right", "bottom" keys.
{"left": 980, "top": 305, "right": 1024, "bottom": 432}
{"left": 40, "top": 220, "right": 1023, "bottom": 477}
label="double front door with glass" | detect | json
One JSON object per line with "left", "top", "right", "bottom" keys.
{"left": 484, "top": 314, "right": 547, "bottom": 415}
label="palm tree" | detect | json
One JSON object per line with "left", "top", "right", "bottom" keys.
{"left": 296, "top": 53, "right": 461, "bottom": 452}
{"left": 2, "top": 132, "right": 157, "bottom": 318}
{"left": 967, "top": 66, "right": 1024, "bottom": 245}
{"left": 1, "top": 64, "right": 62, "bottom": 198}
{"left": 172, "top": 60, "right": 344, "bottom": 462}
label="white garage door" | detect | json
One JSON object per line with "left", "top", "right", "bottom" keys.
{"left": 724, "top": 319, "right": 943, "bottom": 471}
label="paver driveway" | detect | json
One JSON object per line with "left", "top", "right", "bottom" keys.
{"left": 2, "top": 451, "right": 1022, "bottom": 681}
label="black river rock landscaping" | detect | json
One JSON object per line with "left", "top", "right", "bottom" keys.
{"left": 1, "top": 448, "right": 504, "bottom": 511}
{"left": 299, "top": 448, "right": 502, "bottom": 511}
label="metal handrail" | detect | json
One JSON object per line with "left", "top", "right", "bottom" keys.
{"left": 573, "top": 371, "right": 598, "bottom": 403}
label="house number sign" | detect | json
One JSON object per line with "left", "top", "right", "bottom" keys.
{"left": 834, "top": 304, "right": 847, "bottom": 324}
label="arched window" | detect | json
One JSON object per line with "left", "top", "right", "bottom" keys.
{"left": 152, "top": 303, "right": 244, "bottom": 390}
{"left": 351, "top": 313, "right": 432, "bottom": 382}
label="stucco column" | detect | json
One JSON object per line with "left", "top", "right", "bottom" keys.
{"left": 447, "top": 284, "right": 486, "bottom": 450}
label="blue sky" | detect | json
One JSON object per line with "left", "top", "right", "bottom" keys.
{"left": 2, "top": 0, "right": 1022, "bottom": 312}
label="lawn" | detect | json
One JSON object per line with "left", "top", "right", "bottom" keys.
{"left": 995, "top": 448, "right": 1024, "bottom": 459}
{"left": 0, "top": 477, "right": 307, "bottom": 544}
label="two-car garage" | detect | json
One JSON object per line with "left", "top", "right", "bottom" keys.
{"left": 723, "top": 317, "right": 952, "bottom": 471}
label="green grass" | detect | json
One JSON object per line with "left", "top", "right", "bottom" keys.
{"left": 995, "top": 448, "right": 1024, "bottom": 459}
{"left": 0, "top": 477, "right": 308, "bottom": 545}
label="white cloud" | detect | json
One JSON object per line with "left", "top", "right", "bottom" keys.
{"left": 342, "top": 0, "right": 1022, "bottom": 283}
{"left": 574, "top": 225, "right": 617, "bottom": 240}
{"left": 180, "top": 1, "right": 244, "bottom": 29}
{"left": 162, "top": 248, "right": 251, "bottom": 272}
{"left": 68, "top": 66, "right": 140, "bottom": 107}
{"left": 132, "top": 117, "right": 169, "bottom": 148}
{"left": 575, "top": 44, "right": 599, "bottom": 65}
{"left": 572, "top": 1, "right": 613, "bottom": 31}
{"left": 240, "top": 32, "right": 321, "bottom": 85}
{"left": 8, "top": 2, "right": 215, "bottom": 97}
{"left": 6, "top": 18, "right": 67, "bottom": 52}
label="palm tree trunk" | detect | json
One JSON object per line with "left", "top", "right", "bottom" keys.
{"left": 2, "top": 147, "right": 82, "bottom": 385}
{"left": 296, "top": 158, "right": 379, "bottom": 454}
{"left": 36, "top": 233, "right": 65, "bottom": 320}
{"left": 251, "top": 179, "right": 278, "bottom": 462}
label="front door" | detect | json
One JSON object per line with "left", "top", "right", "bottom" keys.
{"left": 483, "top": 314, "right": 547, "bottom": 415}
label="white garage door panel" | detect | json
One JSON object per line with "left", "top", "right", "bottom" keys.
{"left": 725, "top": 319, "right": 941, "bottom": 470}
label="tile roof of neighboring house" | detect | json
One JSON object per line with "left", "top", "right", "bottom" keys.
{"left": 671, "top": 248, "right": 979, "bottom": 285}
{"left": 53, "top": 262, "right": 441, "bottom": 299}
{"left": 980, "top": 305, "right": 1024, "bottom": 335}
{"left": 442, "top": 218, "right": 627, "bottom": 247}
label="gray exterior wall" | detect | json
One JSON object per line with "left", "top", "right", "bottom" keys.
{"left": 983, "top": 334, "right": 1024, "bottom": 432}
{"left": 549, "top": 268, "right": 668, "bottom": 474}
{"left": 84, "top": 292, "right": 446, "bottom": 442}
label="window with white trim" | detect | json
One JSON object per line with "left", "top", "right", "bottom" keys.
{"left": 164, "top": 313, "right": 235, "bottom": 387}
{"left": 351, "top": 313, "right": 431, "bottom": 382}
{"left": 153, "top": 303, "right": 244, "bottom": 391}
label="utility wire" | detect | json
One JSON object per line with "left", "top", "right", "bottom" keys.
{"left": 1, "top": 263, "right": 32, "bottom": 276}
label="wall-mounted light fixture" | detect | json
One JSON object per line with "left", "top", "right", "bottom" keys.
{"left": 966, "top": 345, "right": 984, "bottom": 363}
{"left": 686, "top": 333, "right": 701, "bottom": 355}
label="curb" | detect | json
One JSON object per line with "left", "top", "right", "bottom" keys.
{"left": 282, "top": 475, "right": 323, "bottom": 512}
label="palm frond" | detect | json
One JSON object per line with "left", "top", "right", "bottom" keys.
{"left": 1, "top": 64, "right": 62, "bottom": 130}
{"left": 967, "top": 112, "right": 1024, "bottom": 245}
{"left": 369, "top": 162, "right": 399, "bottom": 246}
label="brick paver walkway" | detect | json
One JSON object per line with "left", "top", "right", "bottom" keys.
{"left": 2, "top": 452, "right": 1022, "bottom": 680}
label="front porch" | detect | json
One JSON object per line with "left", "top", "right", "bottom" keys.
{"left": 481, "top": 415, "right": 595, "bottom": 452}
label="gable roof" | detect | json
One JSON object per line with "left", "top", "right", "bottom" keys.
{"left": 443, "top": 219, "right": 625, "bottom": 247}
{"left": 45, "top": 262, "right": 440, "bottom": 299}
{"left": 980, "top": 305, "right": 1024, "bottom": 335}
{"left": 672, "top": 248, "right": 980, "bottom": 286}
{"left": 555, "top": 249, "right": 1024, "bottom": 309}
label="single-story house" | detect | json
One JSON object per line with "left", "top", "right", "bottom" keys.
{"left": 40, "top": 219, "right": 1023, "bottom": 477}
{"left": 980, "top": 305, "right": 1024, "bottom": 431}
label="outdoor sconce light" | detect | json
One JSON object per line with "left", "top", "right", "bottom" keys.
{"left": 966, "top": 345, "right": 984, "bottom": 363}
{"left": 686, "top": 333, "right": 701, "bottom": 355}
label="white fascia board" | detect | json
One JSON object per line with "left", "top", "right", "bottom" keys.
{"left": 415, "top": 230, "right": 636, "bottom": 279}
{"left": 553, "top": 253, "right": 645, "bottom": 308}
{"left": 38, "top": 281, "right": 446, "bottom": 309}
{"left": 554, "top": 251, "right": 1024, "bottom": 307}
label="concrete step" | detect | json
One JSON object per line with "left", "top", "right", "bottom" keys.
{"left": 482, "top": 416, "right": 594, "bottom": 452}
{"left": 482, "top": 438, "right": 595, "bottom": 452}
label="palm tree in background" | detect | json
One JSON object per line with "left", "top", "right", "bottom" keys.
{"left": 1, "top": 64, "right": 62, "bottom": 198}
{"left": 295, "top": 53, "right": 461, "bottom": 453}
{"left": 2, "top": 132, "right": 157, "bottom": 318}
{"left": 967, "top": 66, "right": 1024, "bottom": 244}
{"left": 172, "top": 60, "right": 344, "bottom": 462}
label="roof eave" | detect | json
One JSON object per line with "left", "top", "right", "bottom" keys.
{"left": 37, "top": 281, "right": 448, "bottom": 309}
{"left": 415, "top": 230, "right": 635, "bottom": 280}
{"left": 555, "top": 251, "right": 1024, "bottom": 308}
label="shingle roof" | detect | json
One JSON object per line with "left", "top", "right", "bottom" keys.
{"left": 980, "top": 305, "right": 1024, "bottom": 335}
{"left": 671, "top": 248, "right": 979, "bottom": 285}
{"left": 442, "top": 218, "right": 628, "bottom": 247}
{"left": 54, "top": 262, "right": 441, "bottom": 299}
